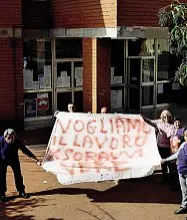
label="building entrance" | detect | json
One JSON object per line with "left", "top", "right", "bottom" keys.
{"left": 54, "top": 59, "right": 83, "bottom": 113}
{"left": 127, "top": 56, "right": 155, "bottom": 118}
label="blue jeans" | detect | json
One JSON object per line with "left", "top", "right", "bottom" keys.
{"left": 179, "top": 173, "right": 187, "bottom": 208}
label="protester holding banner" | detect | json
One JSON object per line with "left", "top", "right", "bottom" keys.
{"left": 141, "top": 110, "right": 176, "bottom": 183}
{"left": 0, "top": 129, "right": 41, "bottom": 202}
{"left": 169, "top": 134, "right": 182, "bottom": 191}
{"left": 168, "top": 117, "right": 185, "bottom": 190}
{"left": 162, "top": 129, "right": 187, "bottom": 214}
{"left": 173, "top": 117, "right": 186, "bottom": 140}
{"left": 43, "top": 111, "right": 161, "bottom": 185}
{"left": 54, "top": 103, "right": 76, "bottom": 118}
{"left": 67, "top": 103, "right": 76, "bottom": 113}
{"left": 101, "top": 107, "right": 107, "bottom": 114}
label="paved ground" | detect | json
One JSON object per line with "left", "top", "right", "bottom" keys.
{"left": 0, "top": 146, "right": 187, "bottom": 220}
{"left": 16, "top": 127, "right": 52, "bottom": 147}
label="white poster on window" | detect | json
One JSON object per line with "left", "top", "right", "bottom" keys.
{"left": 38, "top": 75, "right": 44, "bottom": 89}
{"left": 44, "top": 65, "right": 51, "bottom": 89}
{"left": 33, "top": 81, "right": 39, "bottom": 90}
{"left": 44, "top": 77, "right": 51, "bottom": 89}
{"left": 23, "top": 70, "right": 34, "bottom": 90}
{"left": 61, "top": 71, "right": 67, "bottom": 77}
{"left": 111, "top": 90, "right": 122, "bottom": 109}
{"left": 61, "top": 76, "right": 70, "bottom": 87}
{"left": 157, "top": 84, "right": 163, "bottom": 94}
{"left": 76, "top": 78, "right": 83, "bottom": 87}
{"left": 57, "top": 77, "right": 63, "bottom": 88}
{"left": 75, "top": 67, "right": 83, "bottom": 78}
{"left": 44, "top": 65, "right": 51, "bottom": 77}
{"left": 113, "top": 76, "right": 122, "bottom": 84}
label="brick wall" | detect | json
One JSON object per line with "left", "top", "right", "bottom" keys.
{"left": 83, "top": 38, "right": 96, "bottom": 113}
{"left": 0, "top": 0, "right": 21, "bottom": 27}
{"left": 97, "top": 38, "right": 111, "bottom": 112}
{"left": 0, "top": 0, "right": 23, "bottom": 128}
{"left": 0, "top": 38, "right": 23, "bottom": 120}
{"left": 117, "top": 0, "right": 172, "bottom": 26}
{"left": 23, "top": 0, "right": 51, "bottom": 29}
{"left": 83, "top": 38, "right": 111, "bottom": 113}
{"left": 51, "top": 0, "right": 117, "bottom": 28}
{"left": 0, "top": 38, "right": 16, "bottom": 118}
{"left": 15, "top": 39, "right": 24, "bottom": 121}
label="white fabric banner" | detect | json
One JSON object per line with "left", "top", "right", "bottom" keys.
{"left": 42, "top": 112, "right": 161, "bottom": 185}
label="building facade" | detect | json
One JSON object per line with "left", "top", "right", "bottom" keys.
{"left": 0, "top": 0, "right": 186, "bottom": 130}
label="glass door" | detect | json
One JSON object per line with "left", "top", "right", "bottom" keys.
{"left": 141, "top": 57, "right": 155, "bottom": 118}
{"left": 74, "top": 61, "right": 83, "bottom": 112}
{"left": 54, "top": 59, "right": 83, "bottom": 112}
{"left": 127, "top": 57, "right": 155, "bottom": 117}
{"left": 127, "top": 58, "right": 141, "bottom": 113}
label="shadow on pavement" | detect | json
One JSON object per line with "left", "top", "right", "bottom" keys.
{"left": 31, "top": 174, "right": 181, "bottom": 205}
{"left": 0, "top": 197, "right": 46, "bottom": 220}
{"left": 90, "top": 174, "right": 181, "bottom": 204}
{"left": 31, "top": 187, "right": 98, "bottom": 199}
{"left": 47, "top": 219, "right": 63, "bottom": 220}
{"left": 77, "top": 204, "right": 116, "bottom": 220}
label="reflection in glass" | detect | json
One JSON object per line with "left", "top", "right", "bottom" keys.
{"left": 128, "top": 39, "right": 155, "bottom": 56}
{"left": 142, "top": 86, "right": 154, "bottom": 106}
{"left": 157, "top": 39, "right": 170, "bottom": 81}
{"left": 142, "top": 59, "right": 154, "bottom": 82}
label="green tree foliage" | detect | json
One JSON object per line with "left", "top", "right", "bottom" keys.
{"left": 158, "top": 0, "right": 187, "bottom": 85}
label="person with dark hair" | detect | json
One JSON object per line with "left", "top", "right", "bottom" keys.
{"left": 0, "top": 128, "right": 41, "bottom": 202}
{"left": 169, "top": 134, "right": 182, "bottom": 191}
{"left": 54, "top": 103, "right": 76, "bottom": 118}
{"left": 167, "top": 117, "right": 186, "bottom": 191}
{"left": 141, "top": 109, "right": 176, "bottom": 183}
{"left": 173, "top": 117, "right": 186, "bottom": 139}
{"left": 162, "top": 129, "right": 187, "bottom": 214}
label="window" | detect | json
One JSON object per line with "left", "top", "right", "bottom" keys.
{"left": 23, "top": 39, "right": 52, "bottom": 118}
{"left": 56, "top": 39, "right": 82, "bottom": 59}
{"left": 128, "top": 39, "right": 155, "bottom": 56}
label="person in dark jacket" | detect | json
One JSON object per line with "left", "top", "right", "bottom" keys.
{"left": 0, "top": 128, "right": 41, "bottom": 202}
{"left": 173, "top": 116, "right": 186, "bottom": 140}
{"left": 162, "top": 129, "right": 187, "bottom": 214}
